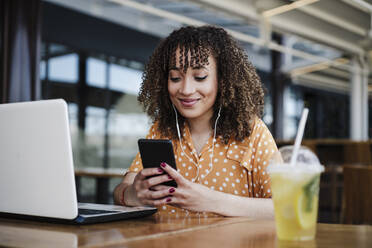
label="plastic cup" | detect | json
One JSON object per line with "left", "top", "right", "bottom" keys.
{"left": 268, "top": 146, "right": 324, "bottom": 241}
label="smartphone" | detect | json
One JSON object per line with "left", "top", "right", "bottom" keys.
{"left": 138, "top": 139, "right": 177, "bottom": 187}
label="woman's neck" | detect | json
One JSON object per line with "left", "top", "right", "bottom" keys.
{"left": 187, "top": 111, "right": 214, "bottom": 154}
{"left": 187, "top": 111, "right": 213, "bottom": 137}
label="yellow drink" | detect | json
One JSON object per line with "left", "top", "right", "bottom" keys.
{"left": 270, "top": 172, "right": 321, "bottom": 241}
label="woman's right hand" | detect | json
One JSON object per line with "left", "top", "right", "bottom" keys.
{"left": 125, "top": 167, "right": 175, "bottom": 206}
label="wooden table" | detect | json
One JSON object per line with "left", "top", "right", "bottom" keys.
{"left": 0, "top": 215, "right": 371, "bottom": 248}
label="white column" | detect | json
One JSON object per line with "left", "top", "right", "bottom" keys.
{"left": 361, "top": 58, "right": 369, "bottom": 140}
{"left": 350, "top": 56, "right": 368, "bottom": 141}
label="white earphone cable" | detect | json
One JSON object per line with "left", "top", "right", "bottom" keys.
{"left": 172, "top": 104, "right": 221, "bottom": 182}
{"left": 207, "top": 107, "right": 221, "bottom": 178}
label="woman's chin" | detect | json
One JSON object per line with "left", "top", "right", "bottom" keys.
{"left": 177, "top": 109, "right": 202, "bottom": 119}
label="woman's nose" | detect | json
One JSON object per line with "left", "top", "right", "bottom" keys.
{"left": 179, "top": 77, "right": 195, "bottom": 95}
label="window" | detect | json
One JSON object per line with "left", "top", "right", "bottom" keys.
{"left": 49, "top": 54, "right": 78, "bottom": 83}
{"left": 87, "top": 57, "right": 106, "bottom": 88}
{"left": 283, "top": 87, "right": 304, "bottom": 139}
{"left": 40, "top": 60, "right": 46, "bottom": 80}
{"left": 40, "top": 43, "right": 149, "bottom": 172}
{"left": 109, "top": 64, "right": 142, "bottom": 94}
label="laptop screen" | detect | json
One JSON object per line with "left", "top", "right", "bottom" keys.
{"left": 0, "top": 99, "right": 78, "bottom": 219}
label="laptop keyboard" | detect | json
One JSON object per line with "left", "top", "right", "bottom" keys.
{"left": 78, "top": 208, "right": 118, "bottom": 215}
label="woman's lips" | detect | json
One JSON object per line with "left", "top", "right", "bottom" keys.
{"left": 179, "top": 98, "right": 199, "bottom": 107}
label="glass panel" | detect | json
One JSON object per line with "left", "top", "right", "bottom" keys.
{"left": 87, "top": 57, "right": 106, "bottom": 88}
{"left": 40, "top": 60, "right": 46, "bottom": 80}
{"left": 49, "top": 43, "right": 69, "bottom": 55}
{"left": 49, "top": 54, "right": 78, "bottom": 83}
{"left": 109, "top": 64, "right": 142, "bottom": 95}
{"left": 86, "top": 106, "right": 106, "bottom": 136}
{"left": 283, "top": 87, "right": 304, "bottom": 139}
{"left": 109, "top": 93, "right": 149, "bottom": 169}
{"left": 108, "top": 111, "right": 150, "bottom": 169}
{"left": 68, "top": 103, "right": 78, "bottom": 137}
{"left": 69, "top": 103, "right": 81, "bottom": 168}
{"left": 257, "top": 71, "right": 273, "bottom": 130}
{"left": 107, "top": 62, "right": 148, "bottom": 169}
{"left": 244, "top": 44, "right": 271, "bottom": 72}
{"left": 86, "top": 107, "right": 105, "bottom": 167}
{"left": 73, "top": 107, "right": 106, "bottom": 169}
{"left": 263, "top": 96, "right": 273, "bottom": 128}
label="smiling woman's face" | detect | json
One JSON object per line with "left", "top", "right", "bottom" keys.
{"left": 167, "top": 48, "right": 218, "bottom": 122}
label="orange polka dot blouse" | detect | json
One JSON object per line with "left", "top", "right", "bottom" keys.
{"left": 128, "top": 118, "right": 279, "bottom": 216}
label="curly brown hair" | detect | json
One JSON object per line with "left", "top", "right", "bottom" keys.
{"left": 138, "top": 25, "right": 265, "bottom": 144}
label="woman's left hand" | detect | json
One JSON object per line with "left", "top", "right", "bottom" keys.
{"left": 155, "top": 162, "right": 216, "bottom": 213}
{"left": 153, "top": 162, "right": 274, "bottom": 218}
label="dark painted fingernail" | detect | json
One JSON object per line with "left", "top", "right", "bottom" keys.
{"left": 168, "top": 175, "right": 172, "bottom": 179}
{"left": 169, "top": 188, "right": 175, "bottom": 193}
{"left": 166, "top": 198, "right": 172, "bottom": 202}
{"left": 158, "top": 168, "right": 163, "bottom": 173}
{"left": 160, "top": 162, "right": 166, "bottom": 168}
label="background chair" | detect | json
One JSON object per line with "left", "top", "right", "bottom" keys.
{"left": 343, "top": 142, "right": 372, "bottom": 165}
{"left": 341, "top": 165, "right": 372, "bottom": 225}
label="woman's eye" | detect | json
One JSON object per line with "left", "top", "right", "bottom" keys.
{"left": 170, "top": 77, "right": 181, "bottom": 82}
{"left": 195, "top": 75, "right": 207, "bottom": 81}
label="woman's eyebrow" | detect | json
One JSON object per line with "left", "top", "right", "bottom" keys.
{"left": 192, "top": 65, "right": 208, "bottom": 71}
{"left": 169, "top": 66, "right": 208, "bottom": 71}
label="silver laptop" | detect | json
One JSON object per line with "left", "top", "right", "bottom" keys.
{"left": 0, "top": 99, "right": 156, "bottom": 224}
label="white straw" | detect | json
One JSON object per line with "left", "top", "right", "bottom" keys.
{"left": 290, "top": 108, "right": 309, "bottom": 167}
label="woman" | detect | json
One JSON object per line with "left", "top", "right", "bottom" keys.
{"left": 114, "top": 25, "right": 278, "bottom": 218}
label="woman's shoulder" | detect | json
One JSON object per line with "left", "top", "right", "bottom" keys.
{"left": 251, "top": 117, "right": 269, "bottom": 131}
{"left": 145, "top": 121, "right": 161, "bottom": 139}
{"left": 236, "top": 117, "right": 273, "bottom": 146}
{"left": 146, "top": 121, "right": 171, "bottom": 139}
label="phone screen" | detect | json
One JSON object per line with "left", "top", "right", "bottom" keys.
{"left": 138, "top": 139, "right": 177, "bottom": 187}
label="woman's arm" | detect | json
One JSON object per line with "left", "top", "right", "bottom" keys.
{"left": 198, "top": 185, "right": 274, "bottom": 218}
{"left": 113, "top": 168, "right": 174, "bottom": 206}
{"left": 160, "top": 163, "right": 274, "bottom": 218}
{"left": 114, "top": 164, "right": 274, "bottom": 218}
{"left": 113, "top": 172, "right": 136, "bottom": 205}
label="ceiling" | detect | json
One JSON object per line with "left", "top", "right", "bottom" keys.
{"left": 44, "top": 0, "right": 372, "bottom": 95}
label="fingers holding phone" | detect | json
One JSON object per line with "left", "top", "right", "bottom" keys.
{"left": 159, "top": 162, "right": 187, "bottom": 186}
{"left": 130, "top": 167, "right": 174, "bottom": 206}
{"left": 154, "top": 162, "right": 215, "bottom": 213}
{"left": 127, "top": 139, "right": 179, "bottom": 206}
